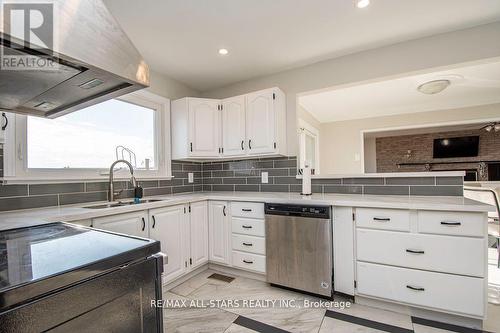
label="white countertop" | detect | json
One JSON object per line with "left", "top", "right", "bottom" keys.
{"left": 0, "top": 191, "right": 494, "bottom": 231}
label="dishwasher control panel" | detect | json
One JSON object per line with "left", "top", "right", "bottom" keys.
{"left": 265, "top": 203, "right": 330, "bottom": 219}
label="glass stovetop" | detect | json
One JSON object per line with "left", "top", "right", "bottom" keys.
{"left": 0, "top": 223, "right": 152, "bottom": 292}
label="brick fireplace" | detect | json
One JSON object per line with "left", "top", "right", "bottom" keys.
{"left": 376, "top": 128, "right": 500, "bottom": 181}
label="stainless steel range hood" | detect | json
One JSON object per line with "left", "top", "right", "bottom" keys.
{"left": 0, "top": 0, "right": 149, "bottom": 118}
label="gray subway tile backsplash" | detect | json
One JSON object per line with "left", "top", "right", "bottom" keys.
{"left": 364, "top": 185, "right": 410, "bottom": 196}
{"left": 29, "top": 183, "right": 85, "bottom": 195}
{"left": 59, "top": 191, "right": 108, "bottom": 206}
{"left": 0, "top": 148, "right": 465, "bottom": 212}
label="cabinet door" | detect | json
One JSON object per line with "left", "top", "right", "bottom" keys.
{"left": 188, "top": 98, "right": 221, "bottom": 157}
{"left": 92, "top": 211, "right": 148, "bottom": 238}
{"left": 208, "top": 201, "right": 230, "bottom": 265}
{"left": 222, "top": 96, "right": 246, "bottom": 157}
{"left": 150, "top": 205, "right": 188, "bottom": 283}
{"left": 189, "top": 201, "right": 209, "bottom": 268}
{"left": 245, "top": 89, "right": 276, "bottom": 154}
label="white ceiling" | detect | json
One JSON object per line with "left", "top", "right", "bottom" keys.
{"left": 103, "top": 0, "right": 500, "bottom": 92}
{"left": 299, "top": 61, "right": 500, "bottom": 123}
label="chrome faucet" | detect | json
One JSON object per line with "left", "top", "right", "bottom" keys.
{"left": 109, "top": 159, "right": 137, "bottom": 202}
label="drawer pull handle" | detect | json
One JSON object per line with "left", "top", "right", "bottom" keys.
{"left": 406, "top": 249, "right": 425, "bottom": 254}
{"left": 242, "top": 225, "right": 252, "bottom": 229}
{"left": 406, "top": 285, "right": 425, "bottom": 292}
{"left": 243, "top": 259, "right": 254, "bottom": 264}
{"left": 373, "top": 217, "right": 391, "bottom": 222}
{"left": 440, "top": 221, "right": 461, "bottom": 226}
{"left": 242, "top": 242, "right": 253, "bottom": 246}
{"left": 141, "top": 217, "right": 146, "bottom": 231}
{"left": 242, "top": 209, "right": 252, "bottom": 212}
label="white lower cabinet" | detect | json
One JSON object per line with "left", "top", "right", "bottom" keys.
{"left": 230, "top": 202, "right": 266, "bottom": 274}
{"left": 356, "top": 229, "right": 485, "bottom": 277}
{"left": 92, "top": 211, "right": 149, "bottom": 238}
{"left": 354, "top": 207, "right": 487, "bottom": 319}
{"left": 149, "top": 205, "right": 188, "bottom": 283}
{"left": 150, "top": 202, "right": 209, "bottom": 284}
{"left": 190, "top": 201, "right": 210, "bottom": 268}
{"left": 356, "top": 262, "right": 485, "bottom": 318}
{"left": 208, "top": 201, "right": 231, "bottom": 265}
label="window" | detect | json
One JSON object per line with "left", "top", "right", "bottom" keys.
{"left": 298, "top": 118, "right": 320, "bottom": 174}
{"left": 4, "top": 90, "right": 171, "bottom": 182}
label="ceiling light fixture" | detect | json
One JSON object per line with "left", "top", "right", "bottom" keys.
{"left": 417, "top": 79, "right": 451, "bottom": 95}
{"left": 218, "top": 48, "right": 229, "bottom": 55}
{"left": 356, "top": 0, "right": 370, "bottom": 8}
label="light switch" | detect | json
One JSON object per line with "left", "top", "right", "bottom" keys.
{"left": 188, "top": 172, "right": 194, "bottom": 183}
{"left": 261, "top": 172, "right": 269, "bottom": 184}
{"left": 354, "top": 153, "right": 361, "bottom": 162}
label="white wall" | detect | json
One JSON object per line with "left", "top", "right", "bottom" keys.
{"left": 364, "top": 137, "right": 377, "bottom": 173}
{"left": 147, "top": 69, "right": 199, "bottom": 100}
{"left": 201, "top": 22, "right": 500, "bottom": 156}
{"left": 297, "top": 104, "right": 321, "bottom": 129}
{"left": 319, "top": 103, "right": 500, "bottom": 174}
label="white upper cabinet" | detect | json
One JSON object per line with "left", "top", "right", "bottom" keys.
{"left": 188, "top": 98, "right": 221, "bottom": 157}
{"left": 171, "top": 98, "right": 221, "bottom": 159}
{"left": 222, "top": 95, "right": 246, "bottom": 157}
{"left": 245, "top": 89, "right": 276, "bottom": 155}
{"left": 172, "top": 87, "right": 286, "bottom": 160}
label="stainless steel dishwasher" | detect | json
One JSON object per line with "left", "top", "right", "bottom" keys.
{"left": 265, "top": 203, "right": 332, "bottom": 297}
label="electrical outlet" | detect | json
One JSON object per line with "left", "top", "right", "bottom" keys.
{"left": 261, "top": 172, "right": 269, "bottom": 184}
{"left": 188, "top": 172, "right": 194, "bottom": 183}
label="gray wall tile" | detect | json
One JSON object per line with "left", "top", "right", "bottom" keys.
{"left": 30, "top": 183, "right": 85, "bottom": 195}
{"left": 364, "top": 186, "right": 410, "bottom": 196}
{"left": 0, "top": 185, "right": 28, "bottom": 197}
{"left": 235, "top": 185, "right": 260, "bottom": 192}
{"left": 385, "top": 177, "right": 435, "bottom": 185}
{"left": 261, "top": 184, "right": 290, "bottom": 192}
{"left": 223, "top": 177, "right": 246, "bottom": 184}
{"left": 144, "top": 187, "right": 172, "bottom": 196}
{"left": 0, "top": 195, "right": 58, "bottom": 211}
{"left": 343, "top": 178, "right": 384, "bottom": 185}
{"left": 212, "top": 185, "right": 234, "bottom": 191}
{"left": 173, "top": 185, "right": 195, "bottom": 194}
{"left": 436, "top": 176, "right": 464, "bottom": 185}
{"left": 324, "top": 185, "right": 363, "bottom": 194}
{"left": 410, "top": 185, "right": 463, "bottom": 196}
{"left": 59, "top": 192, "right": 107, "bottom": 205}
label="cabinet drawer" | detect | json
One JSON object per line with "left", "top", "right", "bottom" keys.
{"left": 231, "top": 202, "right": 264, "bottom": 219}
{"left": 357, "top": 229, "right": 485, "bottom": 277}
{"left": 232, "top": 217, "right": 265, "bottom": 236}
{"left": 232, "top": 234, "right": 266, "bottom": 255}
{"left": 356, "top": 208, "right": 410, "bottom": 231}
{"left": 356, "top": 262, "right": 484, "bottom": 317}
{"left": 232, "top": 250, "right": 266, "bottom": 273}
{"left": 417, "top": 211, "right": 486, "bottom": 237}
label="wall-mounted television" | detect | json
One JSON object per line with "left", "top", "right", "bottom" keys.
{"left": 433, "top": 136, "right": 479, "bottom": 158}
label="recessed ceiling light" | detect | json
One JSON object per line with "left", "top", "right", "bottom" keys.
{"left": 356, "top": 0, "right": 370, "bottom": 8}
{"left": 417, "top": 79, "right": 451, "bottom": 95}
{"left": 218, "top": 48, "right": 229, "bottom": 55}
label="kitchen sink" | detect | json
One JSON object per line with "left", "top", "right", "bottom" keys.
{"left": 83, "top": 199, "right": 166, "bottom": 209}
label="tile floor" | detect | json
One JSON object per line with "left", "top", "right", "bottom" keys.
{"left": 162, "top": 269, "right": 500, "bottom": 333}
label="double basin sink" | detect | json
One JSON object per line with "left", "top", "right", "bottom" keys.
{"left": 84, "top": 199, "right": 165, "bottom": 209}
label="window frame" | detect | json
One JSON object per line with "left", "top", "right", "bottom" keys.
{"left": 297, "top": 118, "right": 320, "bottom": 175}
{"left": 3, "top": 90, "right": 171, "bottom": 183}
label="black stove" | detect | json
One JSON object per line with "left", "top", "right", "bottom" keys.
{"left": 0, "top": 223, "right": 164, "bottom": 332}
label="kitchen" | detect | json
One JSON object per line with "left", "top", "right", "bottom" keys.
{"left": 1, "top": 1, "right": 500, "bottom": 332}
